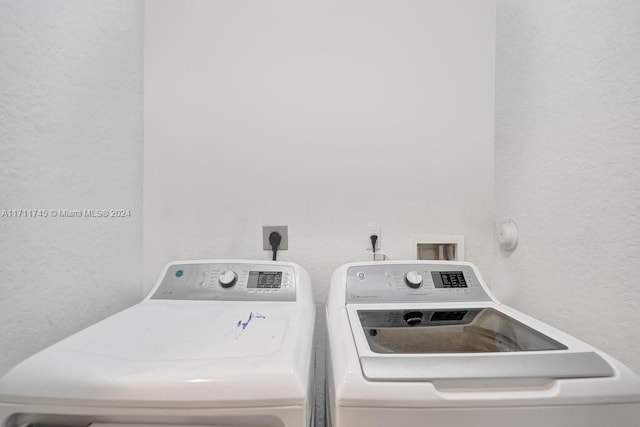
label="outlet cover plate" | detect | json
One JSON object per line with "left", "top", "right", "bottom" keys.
{"left": 263, "top": 225, "right": 288, "bottom": 251}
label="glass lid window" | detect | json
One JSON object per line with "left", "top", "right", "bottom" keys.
{"left": 358, "top": 308, "right": 568, "bottom": 354}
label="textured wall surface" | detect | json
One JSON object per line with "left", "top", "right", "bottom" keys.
{"left": 494, "top": 1, "right": 640, "bottom": 372}
{"left": 144, "top": 0, "right": 496, "bottom": 300}
{"left": 0, "top": 1, "right": 144, "bottom": 375}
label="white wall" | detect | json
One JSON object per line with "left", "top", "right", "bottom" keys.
{"left": 0, "top": 1, "right": 144, "bottom": 375}
{"left": 144, "top": 0, "right": 496, "bottom": 300}
{"left": 494, "top": 1, "right": 640, "bottom": 372}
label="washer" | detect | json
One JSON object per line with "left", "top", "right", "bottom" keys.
{"left": 0, "top": 260, "right": 315, "bottom": 427}
{"left": 325, "top": 261, "right": 640, "bottom": 427}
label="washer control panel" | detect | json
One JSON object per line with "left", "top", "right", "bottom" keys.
{"left": 346, "top": 263, "right": 491, "bottom": 303}
{"left": 151, "top": 262, "right": 296, "bottom": 301}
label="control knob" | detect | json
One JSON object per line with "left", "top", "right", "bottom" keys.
{"left": 219, "top": 270, "right": 237, "bottom": 288}
{"left": 404, "top": 271, "right": 423, "bottom": 288}
{"left": 403, "top": 311, "right": 423, "bottom": 327}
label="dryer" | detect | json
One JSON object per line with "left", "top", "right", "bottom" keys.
{"left": 325, "top": 261, "right": 640, "bottom": 427}
{"left": 0, "top": 260, "right": 315, "bottom": 427}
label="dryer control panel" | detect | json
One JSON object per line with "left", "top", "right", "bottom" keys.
{"left": 346, "top": 263, "right": 491, "bottom": 303}
{"left": 151, "top": 262, "right": 296, "bottom": 302}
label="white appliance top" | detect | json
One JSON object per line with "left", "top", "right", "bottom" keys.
{"left": 0, "top": 260, "right": 315, "bottom": 408}
{"left": 325, "top": 261, "right": 640, "bottom": 409}
{"left": 327, "top": 261, "right": 618, "bottom": 383}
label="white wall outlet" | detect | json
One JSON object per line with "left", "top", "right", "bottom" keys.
{"left": 263, "top": 225, "right": 288, "bottom": 250}
{"left": 366, "top": 225, "right": 382, "bottom": 251}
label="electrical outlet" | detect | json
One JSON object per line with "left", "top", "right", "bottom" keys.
{"left": 263, "top": 225, "right": 288, "bottom": 251}
{"left": 366, "top": 225, "right": 381, "bottom": 251}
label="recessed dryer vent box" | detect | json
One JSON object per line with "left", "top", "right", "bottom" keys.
{"left": 414, "top": 235, "right": 464, "bottom": 261}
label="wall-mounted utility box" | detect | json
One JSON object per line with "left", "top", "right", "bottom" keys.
{"left": 414, "top": 235, "right": 465, "bottom": 261}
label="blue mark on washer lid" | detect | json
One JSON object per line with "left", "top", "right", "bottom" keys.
{"left": 175, "top": 269, "right": 184, "bottom": 278}
{"left": 238, "top": 312, "right": 266, "bottom": 330}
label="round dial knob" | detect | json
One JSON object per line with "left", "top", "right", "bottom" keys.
{"left": 403, "top": 311, "right": 423, "bottom": 327}
{"left": 404, "top": 271, "right": 423, "bottom": 288}
{"left": 218, "top": 270, "right": 237, "bottom": 288}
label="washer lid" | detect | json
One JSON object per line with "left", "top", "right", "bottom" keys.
{"left": 349, "top": 306, "right": 615, "bottom": 382}
{"left": 359, "top": 352, "right": 614, "bottom": 382}
{"left": 69, "top": 301, "right": 289, "bottom": 360}
{"left": 0, "top": 300, "right": 312, "bottom": 407}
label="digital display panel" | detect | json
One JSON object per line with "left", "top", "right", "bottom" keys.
{"left": 430, "top": 310, "right": 468, "bottom": 321}
{"left": 431, "top": 271, "right": 467, "bottom": 288}
{"left": 247, "top": 271, "right": 282, "bottom": 288}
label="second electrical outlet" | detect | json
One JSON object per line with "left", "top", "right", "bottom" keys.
{"left": 367, "top": 225, "right": 381, "bottom": 251}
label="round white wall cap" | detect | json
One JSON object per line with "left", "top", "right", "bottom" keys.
{"left": 497, "top": 219, "right": 518, "bottom": 251}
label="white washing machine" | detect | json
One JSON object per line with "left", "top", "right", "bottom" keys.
{"left": 0, "top": 260, "right": 315, "bottom": 427}
{"left": 325, "top": 261, "right": 640, "bottom": 427}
